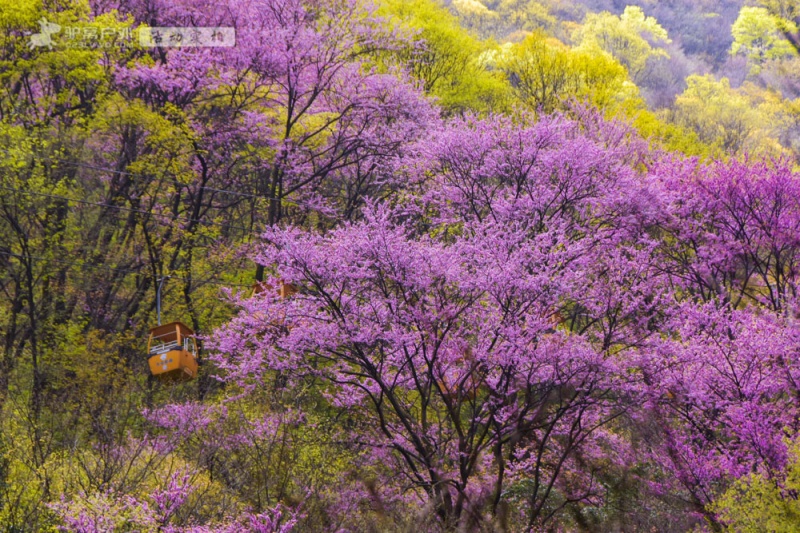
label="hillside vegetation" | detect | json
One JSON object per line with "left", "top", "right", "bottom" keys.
{"left": 2, "top": 0, "right": 800, "bottom": 531}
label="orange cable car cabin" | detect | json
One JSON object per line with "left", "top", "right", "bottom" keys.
{"left": 147, "top": 321, "right": 198, "bottom": 383}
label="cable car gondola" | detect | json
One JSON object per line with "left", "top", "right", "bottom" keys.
{"left": 147, "top": 321, "right": 199, "bottom": 382}
{"left": 147, "top": 276, "right": 198, "bottom": 383}
{"left": 252, "top": 280, "right": 297, "bottom": 299}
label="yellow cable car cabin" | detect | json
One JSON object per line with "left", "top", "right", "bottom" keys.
{"left": 147, "top": 322, "right": 198, "bottom": 383}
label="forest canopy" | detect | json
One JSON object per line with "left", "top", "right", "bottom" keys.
{"left": 3, "top": 0, "right": 800, "bottom": 531}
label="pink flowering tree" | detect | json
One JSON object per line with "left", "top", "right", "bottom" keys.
{"left": 204, "top": 112, "right": 800, "bottom": 529}
{"left": 207, "top": 112, "right": 666, "bottom": 529}
{"left": 211, "top": 206, "right": 628, "bottom": 528}
{"left": 627, "top": 157, "right": 800, "bottom": 525}
{"left": 44, "top": 0, "right": 437, "bottom": 336}
{"left": 633, "top": 304, "right": 800, "bottom": 521}
{"left": 652, "top": 158, "right": 800, "bottom": 312}
{"left": 106, "top": 0, "right": 436, "bottom": 230}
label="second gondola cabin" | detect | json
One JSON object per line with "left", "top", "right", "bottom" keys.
{"left": 252, "top": 281, "right": 297, "bottom": 299}
{"left": 147, "top": 321, "right": 198, "bottom": 382}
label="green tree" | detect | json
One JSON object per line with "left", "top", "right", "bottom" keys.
{"left": 497, "top": 32, "right": 574, "bottom": 112}
{"left": 731, "top": 6, "right": 797, "bottom": 74}
{"left": 493, "top": 30, "right": 709, "bottom": 157}
{"left": 379, "top": 0, "right": 512, "bottom": 113}
{"left": 497, "top": 31, "right": 633, "bottom": 112}
{"left": 672, "top": 74, "right": 800, "bottom": 157}
{"left": 757, "top": 0, "right": 800, "bottom": 53}
{"left": 451, "top": 0, "right": 557, "bottom": 40}
{"left": 573, "top": 6, "right": 670, "bottom": 84}
{"left": 673, "top": 74, "right": 759, "bottom": 154}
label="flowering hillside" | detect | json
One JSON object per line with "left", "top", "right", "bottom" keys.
{"left": 2, "top": 0, "right": 800, "bottom": 531}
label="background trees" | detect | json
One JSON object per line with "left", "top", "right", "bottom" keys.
{"left": 379, "top": 0, "right": 512, "bottom": 114}
{"left": 497, "top": 31, "right": 632, "bottom": 112}
{"left": 573, "top": 6, "right": 671, "bottom": 85}
{"left": 757, "top": 0, "right": 800, "bottom": 53}
{"left": 731, "top": 6, "right": 797, "bottom": 71}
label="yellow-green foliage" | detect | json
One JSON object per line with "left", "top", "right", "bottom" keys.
{"left": 732, "top": 6, "right": 798, "bottom": 73}
{"left": 493, "top": 0, "right": 556, "bottom": 32}
{"left": 0, "top": 0, "right": 40, "bottom": 29}
{"left": 379, "top": 0, "right": 513, "bottom": 113}
{"left": 491, "top": 29, "right": 711, "bottom": 156}
{"left": 569, "top": 42, "right": 640, "bottom": 109}
{"left": 711, "top": 438, "right": 800, "bottom": 532}
{"left": 673, "top": 74, "right": 800, "bottom": 157}
{"left": 0, "top": 0, "right": 135, "bottom": 125}
{"left": 450, "top": 0, "right": 557, "bottom": 39}
{"left": 573, "top": 6, "right": 670, "bottom": 82}
{"left": 0, "top": 330, "right": 132, "bottom": 529}
{"left": 496, "top": 31, "right": 633, "bottom": 112}
{"left": 91, "top": 95, "right": 197, "bottom": 180}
